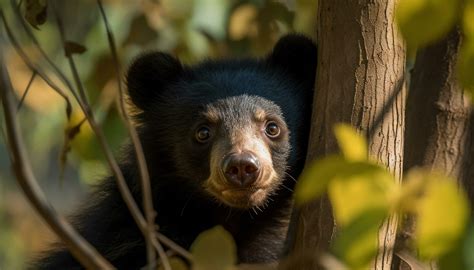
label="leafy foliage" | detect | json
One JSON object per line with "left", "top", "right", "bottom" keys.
{"left": 333, "top": 124, "right": 367, "bottom": 162}
{"left": 403, "top": 171, "right": 469, "bottom": 259}
{"left": 295, "top": 155, "right": 346, "bottom": 204}
{"left": 296, "top": 124, "right": 471, "bottom": 268}
{"left": 332, "top": 209, "right": 386, "bottom": 268}
{"left": 396, "top": 0, "right": 459, "bottom": 53}
{"left": 396, "top": 0, "right": 474, "bottom": 100}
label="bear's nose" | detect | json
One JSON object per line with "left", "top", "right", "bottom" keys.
{"left": 222, "top": 152, "right": 260, "bottom": 187}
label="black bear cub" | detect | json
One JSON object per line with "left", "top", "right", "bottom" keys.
{"left": 34, "top": 34, "right": 317, "bottom": 269}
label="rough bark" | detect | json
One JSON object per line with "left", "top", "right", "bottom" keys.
{"left": 403, "top": 26, "right": 474, "bottom": 202}
{"left": 289, "top": 0, "right": 406, "bottom": 269}
{"left": 404, "top": 28, "right": 471, "bottom": 179}
{"left": 399, "top": 28, "right": 473, "bottom": 269}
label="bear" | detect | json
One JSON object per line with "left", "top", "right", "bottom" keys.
{"left": 33, "top": 34, "right": 317, "bottom": 269}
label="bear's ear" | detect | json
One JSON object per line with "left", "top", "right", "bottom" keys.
{"left": 267, "top": 34, "right": 317, "bottom": 88}
{"left": 126, "top": 52, "right": 183, "bottom": 110}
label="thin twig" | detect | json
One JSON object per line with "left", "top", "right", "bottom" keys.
{"left": 95, "top": 1, "right": 162, "bottom": 269}
{"left": 151, "top": 238, "right": 171, "bottom": 267}
{"left": 0, "top": 10, "right": 73, "bottom": 118}
{"left": 52, "top": 11, "right": 89, "bottom": 106}
{"left": 49, "top": 1, "right": 158, "bottom": 261}
{"left": 10, "top": 0, "right": 77, "bottom": 96}
{"left": 156, "top": 232, "right": 193, "bottom": 261}
{"left": 7, "top": 0, "right": 154, "bottom": 260}
{"left": 0, "top": 38, "right": 114, "bottom": 270}
{"left": 7, "top": 2, "right": 187, "bottom": 267}
{"left": 16, "top": 70, "right": 35, "bottom": 112}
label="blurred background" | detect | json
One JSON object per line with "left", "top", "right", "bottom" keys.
{"left": 0, "top": 0, "right": 317, "bottom": 268}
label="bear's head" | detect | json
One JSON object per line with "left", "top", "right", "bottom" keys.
{"left": 126, "top": 34, "right": 317, "bottom": 209}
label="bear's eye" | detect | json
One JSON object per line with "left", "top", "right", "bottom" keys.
{"left": 195, "top": 126, "right": 212, "bottom": 143}
{"left": 265, "top": 121, "right": 280, "bottom": 138}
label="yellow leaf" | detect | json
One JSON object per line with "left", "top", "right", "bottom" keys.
{"left": 294, "top": 155, "right": 346, "bottom": 204}
{"left": 397, "top": 169, "right": 428, "bottom": 212}
{"left": 191, "top": 226, "right": 236, "bottom": 270}
{"left": 396, "top": 0, "right": 460, "bottom": 52}
{"left": 328, "top": 163, "right": 394, "bottom": 226}
{"left": 415, "top": 172, "right": 470, "bottom": 259}
{"left": 334, "top": 124, "right": 367, "bottom": 162}
{"left": 464, "top": 0, "right": 474, "bottom": 39}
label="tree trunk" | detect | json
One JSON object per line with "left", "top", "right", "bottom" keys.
{"left": 403, "top": 26, "right": 474, "bottom": 204}
{"left": 289, "top": 0, "right": 406, "bottom": 269}
{"left": 399, "top": 28, "right": 473, "bottom": 269}
{"left": 404, "top": 28, "right": 471, "bottom": 179}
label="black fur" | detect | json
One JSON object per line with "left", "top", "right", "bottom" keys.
{"left": 33, "top": 34, "right": 317, "bottom": 269}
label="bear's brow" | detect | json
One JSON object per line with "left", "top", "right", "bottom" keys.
{"left": 202, "top": 108, "right": 220, "bottom": 123}
{"left": 254, "top": 108, "right": 266, "bottom": 122}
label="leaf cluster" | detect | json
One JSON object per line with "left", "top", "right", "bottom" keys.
{"left": 396, "top": 0, "right": 474, "bottom": 98}
{"left": 295, "top": 124, "right": 473, "bottom": 269}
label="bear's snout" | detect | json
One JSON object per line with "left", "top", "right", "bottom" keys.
{"left": 221, "top": 152, "right": 261, "bottom": 187}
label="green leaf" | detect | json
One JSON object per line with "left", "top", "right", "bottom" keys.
{"left": 294, "top": 155, "right": 347, "bottom": 204}
{"left": 415, "top": 173, "right": 470, "bottom": 259}
{"left": 191, "top": 226, "right": 237, "bottom": 270}
{"left": 438, "top": 223, "right": 474, "bottom": 270}
{"left": 334, "top": 124, "right": 367, "bottom": 161}
{"left": 463, "top": 224, "right": 474, "bottom": 270}
{"left": 332, "top": 209, "right": 387, "bottom": 268}
{"left": 328, "top": 163, "right": 394, "bottom": 226}
{"left": 396, "top": 0, "right": 460, "bottom": 52}
{"left": 437, "top": 241, "right": 466, "bottom": 270}
{"left": 24, "top": 0, "right": 48, "bottom": 29}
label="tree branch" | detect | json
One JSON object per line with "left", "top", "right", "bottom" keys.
{"left": 399, "top": 27, "right": 472, "bottom": 270}
{"left": 156, "top": 232, "right": 193, "bottom": 261}
{"left": 4, "top": 2, "right": 187, "bottom": 268}
{"left": 0, "top": 10, "right": 73, "bottom": 118}
{"left": 288, "top": 1, "right": 407, "bottom": 269}
{"left": 95, "top": 1, "right": 162, "bottom": 269}
{"left": 0, "top": 36, "right": 113, "bottom": 270}
{"left": 10, "top": 0, "right": 77, "bottom": 96}
{"left": 49, "top": 3, "right": 174, "bottom": 269}
{"left": 16, "top": 70, "right": 35, "bottom": 112}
